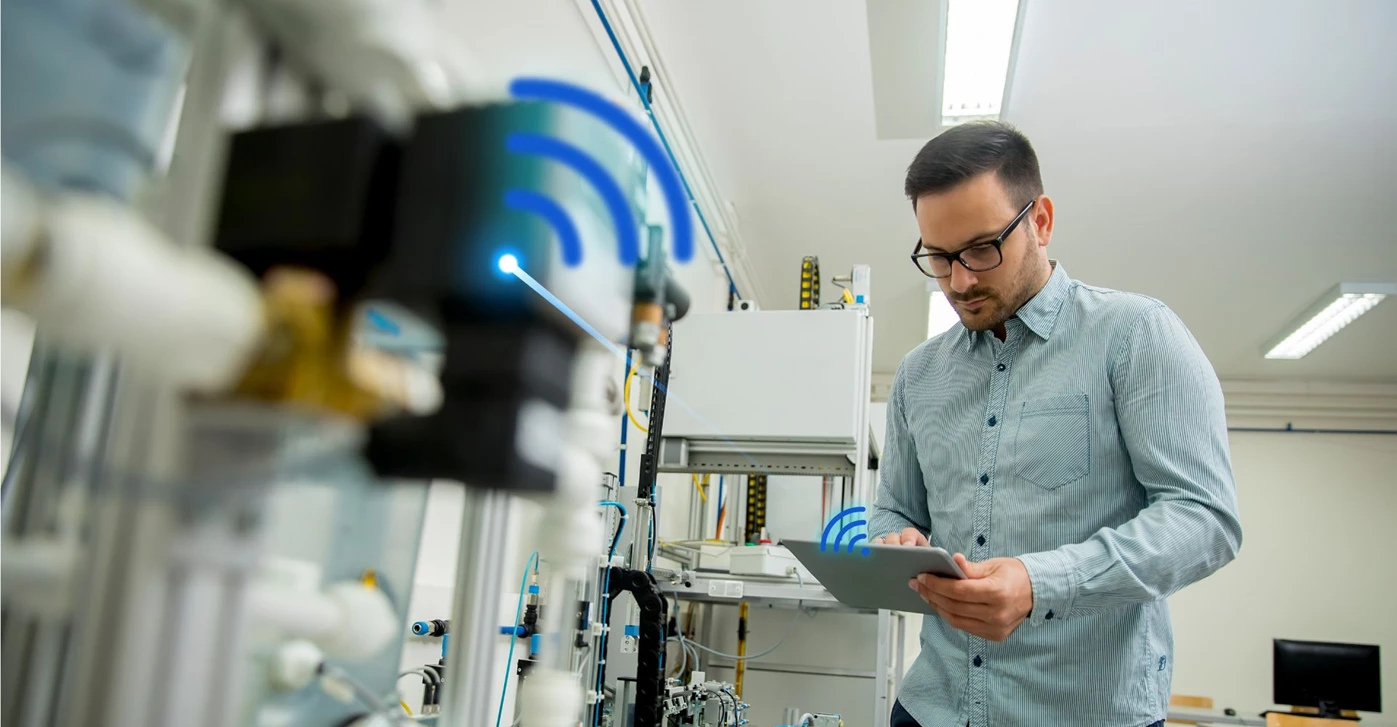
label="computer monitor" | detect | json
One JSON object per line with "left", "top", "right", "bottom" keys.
{"left": 1273, "top": 639, "right": 1382, "bottom": 718}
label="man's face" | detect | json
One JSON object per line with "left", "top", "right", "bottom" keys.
{"left": 914, "top": 172, "right": 1052, "bottom": 332}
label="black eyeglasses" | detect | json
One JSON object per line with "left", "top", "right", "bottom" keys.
{"left": 911, "top": 199, "right": 1036, "bottom": 279}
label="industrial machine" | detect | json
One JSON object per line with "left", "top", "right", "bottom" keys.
{"left": 0, "top": 2, "right": 870, "bottom": 726}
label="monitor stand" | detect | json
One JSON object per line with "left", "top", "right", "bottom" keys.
{"left": 1310, "top": 702, "right": 1357, "bottom": 721}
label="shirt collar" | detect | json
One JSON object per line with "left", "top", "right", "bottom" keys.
{"left": 963, "top": 261, "right": 1073, "bottom": 350}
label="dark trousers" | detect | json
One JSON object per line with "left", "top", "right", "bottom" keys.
{"left": 889, "top": 700, "right": 1164, "bottom": 727}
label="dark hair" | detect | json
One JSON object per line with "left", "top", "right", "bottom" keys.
{"left": 904, "top": 121, "right": 1042, "bottom": 208}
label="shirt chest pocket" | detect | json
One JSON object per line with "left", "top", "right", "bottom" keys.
{"left": 1013, "top": 394, "right": 1091, "bottom": 490}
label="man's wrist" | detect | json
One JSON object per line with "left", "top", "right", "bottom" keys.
{"left": 1015, "top": 550, "right": 1076, "bottom": 626}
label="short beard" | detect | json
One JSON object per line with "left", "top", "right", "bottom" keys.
{"left": 955, "top": 231, "right": 1045, "bottom": 332}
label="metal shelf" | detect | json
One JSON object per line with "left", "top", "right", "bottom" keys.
{"left": 655, "top": 570, "right": 868, "bottom": 612}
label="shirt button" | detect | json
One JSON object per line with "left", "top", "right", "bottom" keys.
{"left": 973, "top": 655, "right": 983, "bottom": 667}
{"left": 987, "top": 415, "right": 998, "bottom": 427}
{"left": 976, "top": 534, "right": 986, "bottom": 546}
{"left": 996, "top": 363, "right": 1006, "bottom": 372}
{"left": 979, "top": 473, "right": 989, "bottom": 485}
{"left": 1046, "top": 610, "right": 1055, "bottom": 620}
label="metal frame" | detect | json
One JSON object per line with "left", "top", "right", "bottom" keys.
{"left": 657, "top": 571, "right": 905, "bottom": 727}
{"left": 441, "top": 491, "right": 513, "bottom": 727}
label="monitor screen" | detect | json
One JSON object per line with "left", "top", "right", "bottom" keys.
{"left": 1273, "top": 639, "right": 1382, "bottom": 714}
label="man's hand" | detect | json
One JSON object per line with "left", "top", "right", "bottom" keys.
{"left": 909, "top": 554, "right": 1034, "bottom": 642}
{"left": 873, "top": 527, "right": 929, "bottom": 546}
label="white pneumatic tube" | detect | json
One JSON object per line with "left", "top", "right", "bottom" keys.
{"left": 1, "top": 165, "right": 265, "bottom": 392}
{"left": 520, "top": 344, "right": 618, "bottom": 727}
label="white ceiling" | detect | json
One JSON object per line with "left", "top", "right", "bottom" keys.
{"left": 642, "top": 0, "right": 1397, "bottom": 382}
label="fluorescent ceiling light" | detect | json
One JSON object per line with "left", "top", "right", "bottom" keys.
{"left": 928, "top": 290, "right": 960, "bottom": 339}
{"left": 1263, "top": 282, "right": 1397, "bottom": 360}
{"left": 941, "top": 0, "right": 1022, "bottom": 125}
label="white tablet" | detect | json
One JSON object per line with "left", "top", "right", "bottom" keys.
{"left": 782, "top": 538, "right": 966, "bottom": 615}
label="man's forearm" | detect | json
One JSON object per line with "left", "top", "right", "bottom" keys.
{"left": 1016, "top": 495, "right": 1241, "bottom": 625}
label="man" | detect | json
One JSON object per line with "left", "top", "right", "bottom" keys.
{"left": 870, "top": 121, "right": 1242, "bottom": 727}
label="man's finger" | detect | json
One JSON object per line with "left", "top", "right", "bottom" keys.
{"left": 953, "top": 552, "right": 992, "bottom": 578}
{"left": 934, "top": 606, "right": 994, "bottom": 636}
{"left": 901, "top": 528, "right": 929, "bottom": 546}
{"left": 917, "top": 573, "right": 1000, "bottom": 604}
{"left": 920, "top": 587, "right": 999, "bottom": 621}
{"left": 917, "top": 581, "right": 1012, "bottom": 623}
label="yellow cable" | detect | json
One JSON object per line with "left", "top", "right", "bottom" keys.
{"left": 624, "top": 363, "right": 649, "bottom": 433}
{"left": 691, "top": 474, "right": 708, "bottom": 503}
{"left": 400, "top": 701, "right": 413, "bottom": 716}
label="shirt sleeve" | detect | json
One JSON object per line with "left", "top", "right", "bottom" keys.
{"left": 1017, "top": 304, "right": 1243, "bottom": 625}
{"left": 871, "top": 364, "right": 932, "bottom": 539}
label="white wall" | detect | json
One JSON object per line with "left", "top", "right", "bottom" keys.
{"left": 1170, "top": 431, "right": 1397, "bottom": 723}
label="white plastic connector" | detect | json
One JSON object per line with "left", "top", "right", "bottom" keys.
{"left": 590, "top": 622, "right": 607, "bottom": 637}
{"left": 519, "top": 668, "right": 584, "bottom": 727}
{"left": 1, "top": 180, "right": 265, "bottom": 392}
{"left": 271, "top": 639, "right": 325, "bottom": 691}
{"left": 689, "top": 670, "right": 706, "bottom": 686}
{"left": 568, "top": 409, "right": 618, "bottom": 462}
{"left": 535, "top": 445, "right": 606, "bottom": 580}
{"left": 319, "top": 581, "right": 398, "bottom": 661}
{"left": 247, "top": 562, "right": 398, "bottom": 662}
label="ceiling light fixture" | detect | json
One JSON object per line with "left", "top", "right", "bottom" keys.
{"left": 928, "top": 289, "right": 960, "bottom": 339}
{"left": 940, "top": 0, "right": 1024, "bottom": 126}
{"left": 1263, "top": 282, "right": 1397, "bottom": 360}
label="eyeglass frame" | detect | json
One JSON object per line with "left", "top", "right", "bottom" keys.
{"left": 910, "top": 198, "right": 1037, "bottom": 279}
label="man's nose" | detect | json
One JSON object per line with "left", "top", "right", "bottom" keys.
{"left": 949, "top": 263, "right": 978, "bottom": 294}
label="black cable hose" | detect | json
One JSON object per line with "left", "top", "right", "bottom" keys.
{"left": 606, "top": 568, "right": 669, "bottom": 727}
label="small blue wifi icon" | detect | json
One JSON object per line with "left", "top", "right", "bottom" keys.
{"left": 504, "top": 78, "right": 696, "bottom": 269}
{"left": 821, "top": 506, "right": 871, "bottom": 557}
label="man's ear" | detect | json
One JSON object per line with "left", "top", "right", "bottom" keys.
{"left": 1032, "top": 195, "right": 1055, "bottom": 247}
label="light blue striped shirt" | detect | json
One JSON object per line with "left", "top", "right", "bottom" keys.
{"left": 872, "top": 263, "right": 1242, "bottom": 727}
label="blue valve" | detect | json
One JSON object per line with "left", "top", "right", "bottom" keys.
{"left": 411, "top": 621, "right": 430, "bottom": 636}
{"left": 498, "top": 625, "right": 527, "bottom": 637}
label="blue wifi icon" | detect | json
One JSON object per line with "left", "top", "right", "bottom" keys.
{"left": 504, "top": 78, "right": 696, "bottom": 268}
{"left": 821, "top": 506, "right": 871, "bottom": 557}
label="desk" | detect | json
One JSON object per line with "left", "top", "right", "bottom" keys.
{"left": 1167, "top": 708, "right": 1267, "bottom": 726}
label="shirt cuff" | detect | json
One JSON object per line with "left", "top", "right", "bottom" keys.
{"left": 1016, "top": 549, "right": 1077, "bottom": 626}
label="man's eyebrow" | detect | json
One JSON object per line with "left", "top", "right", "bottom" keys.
{"left": 922, "top": 230, "right": 1000, "bottom": 254}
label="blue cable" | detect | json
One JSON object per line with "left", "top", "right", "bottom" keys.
{"left": 646, "top": 493, "right": 656, "bottom": 574}
{"left": 593, "top": 564, "right": 613, "bottom": 727}
{"left": 618, "top": 349, "right": 632, "bottom": 489}
{"left": 587, "top": 0, "right": 741, "bottom": 297}
{"left": 716, "top": 476, "right": 725, "bottom": 536}
{"left": 597, "top": 500, "right": 628, "bottom": 558}
{"left": 589, "top": 500, "right": 631, "bottom": 727}
{"left": 495, "top": 551, "right": 539, "bottom": 727}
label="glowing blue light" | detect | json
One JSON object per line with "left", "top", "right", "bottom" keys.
{"left": 497, "top": 254, "right": 520, "bottom": 274}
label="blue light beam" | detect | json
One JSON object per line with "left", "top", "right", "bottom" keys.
{"left": 504, "top": 260, "right": 774, "bottom": 478}
{"left": 506, "top": 264, "right": 626, "bottom": 360}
